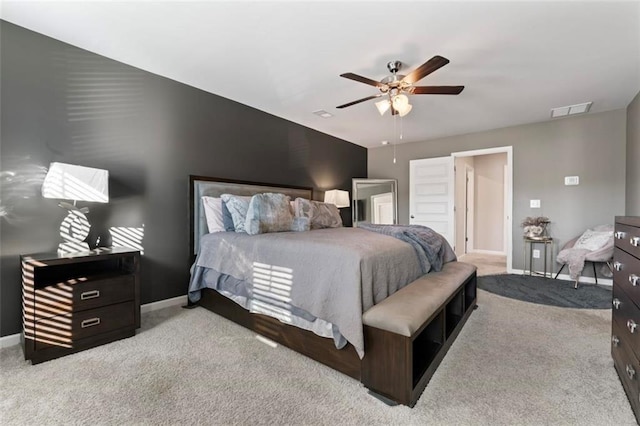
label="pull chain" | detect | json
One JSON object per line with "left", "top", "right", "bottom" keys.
{"left": 393, "top": 113, "right": 397, "bottom": 164}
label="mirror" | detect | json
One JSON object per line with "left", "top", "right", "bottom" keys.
{"left": 352, "top": 178, "right": 398, "bottom": 226}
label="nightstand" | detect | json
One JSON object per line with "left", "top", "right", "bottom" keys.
{"left": 21, "top": 247, "right": 140, "bottom": 364}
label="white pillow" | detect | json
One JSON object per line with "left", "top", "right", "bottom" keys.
{"left": 201, "top": 196, "right": 225, "bottom": 233}
{"left": 574, "top": 229, "right": 612, "bottom": 251}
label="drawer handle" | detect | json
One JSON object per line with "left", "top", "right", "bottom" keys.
{"left": 627, "top": 364, "right": 636, "bottom": 380}
{"left": 630, "top": 275, "right": 640, "bottom": 287}
{"left": 613, "top": 298, "right": 621, "bottom": 309}
{"left": 80, "top": 290, "right": 100, "bottom": 300}
{"left": 632, "top": 237, "right": 640, "bottom": 247}
{"left": 614, "top": 261, "right": 624, "bottom": 272}
{"left": 628, "top": 319, "right": 638, "bottom": 334}
{"left": 615, "top": 231, "right": 626, "bottom": 239}
{"left": 81, "top": 318, "right": 101, "bottom": 328}
{"left": 612, "top": 335, "right": 620, "bottom": 347}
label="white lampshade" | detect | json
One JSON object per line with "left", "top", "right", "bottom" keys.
{"left": 324, "top": 189, "right": 350, "bottom": 208}
{"left": 42, "top": 162, "right": 109, "bottom": 203}
{"left": 398, "top": 103, "right": 413, "bottom": 117}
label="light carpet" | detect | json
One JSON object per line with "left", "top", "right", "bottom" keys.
{"left": 0, "top": 290, "right": 635, "bottom": 425}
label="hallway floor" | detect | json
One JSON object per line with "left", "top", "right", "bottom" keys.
{"left": 459, "top": 252, "right": 507, "bottom": 276}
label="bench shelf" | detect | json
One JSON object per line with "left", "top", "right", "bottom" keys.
{"left": 362, "top": 268, "right": 477, "bottom": 407}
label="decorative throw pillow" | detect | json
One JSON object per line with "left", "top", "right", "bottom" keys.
{"left": 220, "top": 194, "right": 251, "bottom": 233}
{"left": 293, "top": 198, "right": 342, "bottom": 229}
{"left": 201, "top": 196, "right": 225, "bottom": 233}
{"left": 574, "top": 229, "right": 613, "bottom": 251}
{"left": 245, "top": 193, "right": 294, "bottom": 235}
{"left": 221, "top": 200, "right": 236, "bottom": 232}
{"left": 310, "top": 201, "right": 343, "bottom": 229}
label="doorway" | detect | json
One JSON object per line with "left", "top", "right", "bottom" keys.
{"left": 453, "top": 147, "right": 511, "bottom": 273}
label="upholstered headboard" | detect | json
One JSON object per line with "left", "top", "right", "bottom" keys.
{"left": 189, "top": 175, "right": 313, "bottom": 256}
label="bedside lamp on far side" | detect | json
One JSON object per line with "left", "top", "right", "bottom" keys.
{"left": 41, "top": 162, "right": 109, "bottom": 255}
{"left": 324, "top": 189, "right": 350, "bottom": 208}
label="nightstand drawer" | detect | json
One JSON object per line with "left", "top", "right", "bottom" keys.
{"left": 34, "top": 301, "right": 135, "bottom": 350}
{"left": 33, "top": 274, "right": 135, "bottom": 320}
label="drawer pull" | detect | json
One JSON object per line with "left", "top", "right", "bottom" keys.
{"left": 627, "top": 364, "right": 636, "bottom": 380}
{"left": 615, "top": 231, "right": 626, "bottom": 239}
{"left": 612, "top": 335, "right": 620, "bottom": 346}
{"left": 613, "top": 298, "right": 622, "bottom": 309}
{"left": 80, "top": 290, "right": 100, "bottom": 300}
{"left": 630, "top": 275, "right": 640, "bottom": 287}
{"left": 632, "top": 237, "right": 640, "bottom": 247}
{"left": 628, "top": 320, "right": 638, "bottom": 333}
{"left": 81, "top": 318, "right": 101, "bottom": 328}
{"left": 614, "top": 261, "right": 624, "bottom": 272}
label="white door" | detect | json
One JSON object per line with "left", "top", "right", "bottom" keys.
{"left": 372, "top": 192, "right": 394, "bottom": 224}
{"left": 409, "top": 157, "right": 455, "bottom": 247}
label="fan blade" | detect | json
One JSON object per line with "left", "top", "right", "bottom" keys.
{"left": 340, "top": 73, "right": 385, "bottom": 88}
{"left": 411, "top": 86, "right": 464, "bottom": 95}
{"left": 336, "top": 94, "right": 382, "bottom": 109}
{"left": 403, "top": 56, "right": 450, "bottom": 84}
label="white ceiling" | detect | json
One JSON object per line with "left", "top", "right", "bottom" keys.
{"left": 2, "top": 1, "right": 639, "bottom": 148}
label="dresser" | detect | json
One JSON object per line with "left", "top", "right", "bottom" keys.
{"left": 611, "top": 216, "right": 640, "bottom": 421}
{"left": 21, "top": 247, "right": 140, "bottom": 364}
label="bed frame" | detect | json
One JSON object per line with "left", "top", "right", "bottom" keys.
{"left": 188, "top": 175, "right": 361, "bottom": 378}
{"left": 188, "top": 175, "right": 476, "bottom": 406}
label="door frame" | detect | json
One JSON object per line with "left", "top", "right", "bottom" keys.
{"left": 464, "top": 165, "right": 475, "bottom": 254}
{"left": 452, "top": 146, "right": 513, "bottom": 273}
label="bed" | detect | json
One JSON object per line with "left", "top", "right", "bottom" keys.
{"left": 187, "top": 175, "right": 476, "bottom": 405}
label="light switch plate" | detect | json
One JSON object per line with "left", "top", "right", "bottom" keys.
{"left": 533, "top": 249, "right": 541, "bottom": 259}
{"left": 564, "top": 176, "right": 579, "bottom": 185}
{"left": 530, "top": 199, "right": 541, "bottom": 208}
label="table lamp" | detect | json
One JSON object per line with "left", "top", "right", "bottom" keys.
{"left": 41, "top": 162, "right": 109, "bottom": 254}
{"left": 324, "top": 189, "right": 350, "bottom": 208}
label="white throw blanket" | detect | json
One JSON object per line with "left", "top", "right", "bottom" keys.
{"left": 556, "top": 247, "right": 591, "bottom": 281}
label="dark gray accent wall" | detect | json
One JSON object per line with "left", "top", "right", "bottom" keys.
{"left": 627, "top": 91, "right": 640, "bottom": 215}
{"left": 0, "top": 21, "right": 366, "bottom": 337}
{"left": 369, "top": 109, "right": 627, "bottom": 273}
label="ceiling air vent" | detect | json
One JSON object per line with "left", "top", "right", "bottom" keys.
{"left": 550, "top": 102, "right": 592, "bottom": 118}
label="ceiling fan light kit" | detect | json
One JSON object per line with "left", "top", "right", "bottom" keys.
{"left": 336, "top": 55, "right": 464, "bottom": 118}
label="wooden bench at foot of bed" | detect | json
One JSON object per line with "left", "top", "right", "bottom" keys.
{"left": 361, "top": 261, "right": 477, "bottom": 407}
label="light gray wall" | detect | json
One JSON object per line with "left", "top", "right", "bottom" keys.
{"left": 474, "top": 153, "right": 507, "bottom": 253}
{"left": 627, "top": 91, "right": 640, "bottom": 215}
{"left": 369, "top": 109, "right": 627, "bottom": 271}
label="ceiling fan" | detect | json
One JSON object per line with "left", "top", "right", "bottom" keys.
{"left": 336, "top": 55, "right": 464, "bottom": 116}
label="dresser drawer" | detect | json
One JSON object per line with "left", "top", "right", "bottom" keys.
{"left": 33, "top": 274, "right": 135, "bottom": 320}
{"left": 613, "top": 285, "right": 640, "bottom": 355}
{"left": 612, "top": 319, "right": 640, "bottom": 412}
{"left": 614, "top": 247, "right": 640, "bottom": 302}
{"left": 615, "top": 223, "right": 640, "bottom": 260}
{"left": 34, "top": 301, "right": 135, "bottom": 350}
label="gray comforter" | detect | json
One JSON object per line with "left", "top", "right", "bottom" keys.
{"left": 188, "top": 227, "right": 424, "bottom": 358}
{"left": 356, "top": 223, "right": 457, "bottom": 273}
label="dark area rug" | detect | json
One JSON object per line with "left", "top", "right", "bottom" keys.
{"left": 477, "top": 274, "right": 612, "bottom": 309}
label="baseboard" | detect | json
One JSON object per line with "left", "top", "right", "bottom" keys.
{"left": 0, "top": 333, "right": 21, "bottom": 349}
{"left": 0, "top": 295, "right": 188, "bottom": 349}
{"left": 468, "top": 249, "right": 506, "bottom": 256}
{"left": 140, "top": 295, "right": 188, "bottom": 314}
{"left": 509, "top": 269, "right": 612, "bottom": 287}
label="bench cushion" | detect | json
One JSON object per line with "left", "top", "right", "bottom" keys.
{"left": 362, "top": 261, "right": 477, "bottom": 337}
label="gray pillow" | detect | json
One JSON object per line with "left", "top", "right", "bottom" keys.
{"left": 221, "top": 200, "right": 236, "bottom": 231}
{"left": 245, "top": 193, "right": 294, "bottom": 235}
{"left": 293, "top": 198, "right": 342, "bottom": 229}
{"left": 220, "top": 194, "right": 251, "bottom": 233}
